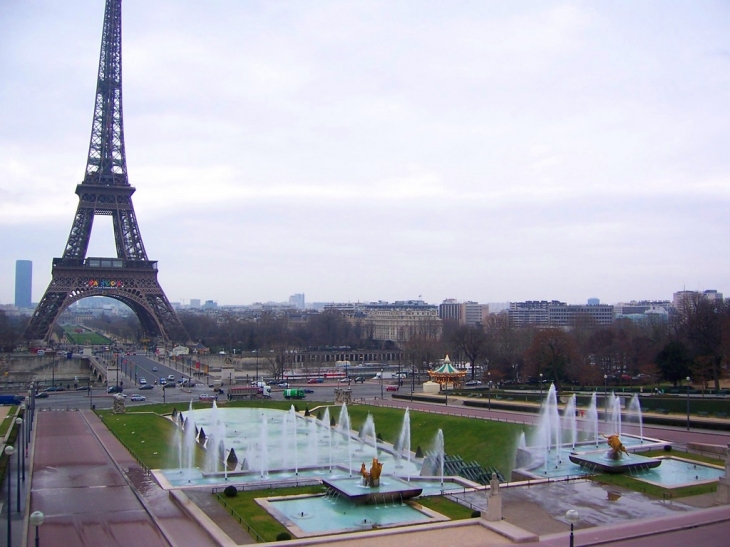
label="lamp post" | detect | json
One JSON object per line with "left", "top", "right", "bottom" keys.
{"left": 603, "top": 374, "right": 608, "bottom": 422}
{"left": 16, "top": 417, "right": 24, "bottom": 483}
{"left": 14, "top": 419, "right": 21, "bottom": 510}
{"left": 565, "top": 509, "right": 580, "bottom": 547}
{"left": 30, "top": 510, "right": 44, "bottom": 547}
{"left": 488, "top": 372, "right": 492, "bottom": 411}
{"left": 256, "top": 350, "right": 259, "bottom": 387}
{"left": 5, "top": 445, "right": 14, "bottom": 547}
{"left": 380, "top": 369, "right": 384, "bottom": 399}
{"left": 410, "top": 365, "right": 415, "bottom": 402}
{"left": 686, "top": 376, "right": 691, "bottom": 431}
{"left": 539, "top": 372, "right": 543, "bottom": 402}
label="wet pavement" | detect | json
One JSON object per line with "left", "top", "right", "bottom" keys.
{"left": 26, "top": 410, "right": 217, "bottom": 547}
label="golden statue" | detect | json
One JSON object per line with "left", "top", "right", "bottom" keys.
{"left": 360, "top": 458, "right": 384, "bottom": 487}
{"left": 603, "top": 434, "right": 629, "bottom": 459}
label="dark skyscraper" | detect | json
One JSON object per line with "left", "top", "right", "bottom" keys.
{"left": 15, "top": 260, "right": 32, "bottom": 308}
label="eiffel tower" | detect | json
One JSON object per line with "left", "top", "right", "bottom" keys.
{"left": 24, "top": 0, "right": 186, "bottom": 344}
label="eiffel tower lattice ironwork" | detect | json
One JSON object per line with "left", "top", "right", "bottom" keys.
{"left": 25, "top": 0, "right": 185, "bottom": 344}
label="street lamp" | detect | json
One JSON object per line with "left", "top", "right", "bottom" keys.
{"left": 14, "top": 419, "right": 22, "bottom": 510}
{"left": 30, "top": 510, "right": 44, "bottom": 547}
{"left": 488, "top": 372, "right": 492, "bottom": 411}
{"left": 380, "top": 369, "right": 384, "bottom": 399}
{"left": 16, "top": 416, "right": 24, "bottom": 480}
{"left": 603, "top": 374, "right": 608, "bottom": 422}
{"left": 539, "top": 373, "right": 543, "bottom": 402}
{"left": 5, "top": 445, "right": 14, "bottom": 547}
{"left": 686, "top": 376, "right": 691, "bottom": 431}
{"left": 565, "top": 509, "right": 580, "bottom": 547}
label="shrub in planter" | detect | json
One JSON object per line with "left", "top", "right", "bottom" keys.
{"left": 471, "top": 510, "right": 481, "bottom": 518}
{"left": 223, "top": 485, "right": 238, "bottom": 498}
{"left": 663, "top": 445, "right": 672, "bottom": 452}
{"left": 275, "top": 532, "right": 291, "bottom": 541}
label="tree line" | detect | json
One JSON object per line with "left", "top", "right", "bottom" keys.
{"left": 3, "top": 293, "right": 727, "bottom": 390}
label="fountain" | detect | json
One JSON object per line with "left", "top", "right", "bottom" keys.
{"left": 165, "top": 405, "right": 424, "bottom": 487}
{"left": 569, "top": 433, "right": 661, "bottom": 474}
{"left": 514, "top": 383, "right": 664, "bottom": 479}
{"left": 323, "top": 457, "right": 423, "bottom": 505}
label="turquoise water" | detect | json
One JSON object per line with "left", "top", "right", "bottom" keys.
{"left": 268, "top": 494, "right": 432, "bottom": 535}
{"left": 631, "top": 457, "right": 724, "bottom": 487}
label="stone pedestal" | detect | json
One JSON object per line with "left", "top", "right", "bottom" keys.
{"left": 717, "top": 443, "right": 730, "bottom": 504}
{"left": 112, "top": 394, "right": 126, "bottom": 414}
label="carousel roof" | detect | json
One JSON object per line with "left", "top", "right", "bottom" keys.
{"left": 430, "top": 356, "right": 465, "bottom": 376}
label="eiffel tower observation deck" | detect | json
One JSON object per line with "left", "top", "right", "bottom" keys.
{"left": 24, "top": 0, "right": 186, "bottom": 344}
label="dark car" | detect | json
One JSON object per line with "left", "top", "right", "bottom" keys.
{"left": 303, "top": 388, "right": 314, "bottom": 394}
{"left": 139, "top": 384, "right": 154, "bottom": 390}
{"left": 163, "top": 382, "right": 176, "bottom": 388}
{"left": 35, "top": 392, "right": 49, "bottom": 399}
{"left": 44, "top": 386, "right": 66, "bottom": 392}
{"left": 107, "top": 385, "right": 123, "bottom": 394}
{"left": 354, "top": 377, "right": 365, "bottom": 383}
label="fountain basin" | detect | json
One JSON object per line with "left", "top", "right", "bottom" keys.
{"left": 323, "top": 476, "right": 423, "bottom": 505}
{"left": 258, "top": 493, "right": 446, "bottom": 537}
{"left": 569, "top": 451, "right": 661, "bottom": 474}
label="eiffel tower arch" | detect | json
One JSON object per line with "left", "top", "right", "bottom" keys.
{"left": 24, "top": 0, "right": 186, "bottom": 344}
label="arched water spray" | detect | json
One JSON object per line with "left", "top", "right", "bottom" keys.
{"left": 628, "top": 394, "right": 644, "bottom": 443}
{"left": 337, "top": 403, "right": 352, "bottom": 476}
{"left": 396, "top": 408, "right": 412, "bottom": 481}
{"left": 322, "top": 408, "right": 333, "bottom": 472}
{"left": 259, "top": 413, "right": 269, "bottom": 478}
{"left": 537, "top": 384, "right": 562, "bottom": 453}
{"left": 434, "top": 429, "right": 445, "bottom": 486}
{"left": 587, "top": 393, "right": 599, "bottom": 447}
{"left": 182, "top": 402, "right": 197, "bottom": 482}
{"left": 563, "top": 394, "right": 577, "bottom": 449}
{"left": 289, "top": 406, "right": 299, "bottom": 475}
{"left": 610, "top": 394, "right": 622, "bottom": 436}
{"left": 361, "top": 413, "right": 378, "bottom": 460}
{"left": 307, "top": 416, "right": 319, "bottom": 466}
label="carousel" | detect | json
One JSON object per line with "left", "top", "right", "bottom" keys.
{"left": 427, "top": 355, "right": 467, "bottom": 390}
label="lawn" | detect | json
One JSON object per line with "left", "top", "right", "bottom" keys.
{"left": 62, "top": 325, "right": 112, "bottom": 345}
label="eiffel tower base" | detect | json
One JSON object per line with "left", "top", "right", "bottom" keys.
{"left": 24, "top": 259, "right": 185, "bottom": 344}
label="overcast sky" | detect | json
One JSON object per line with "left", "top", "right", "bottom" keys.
{"left": 1, "top": 1, "right": 728, "bottom": 308}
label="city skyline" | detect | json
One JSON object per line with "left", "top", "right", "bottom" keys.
{"left": 2, "top": 1, "right": 729, "bottom": 307}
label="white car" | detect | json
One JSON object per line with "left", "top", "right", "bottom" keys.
{"left": 139, "top": 378, "right": 147, "bottom": 385}
{"left": 130, "top": 394, "right": 146, "bottom": 401}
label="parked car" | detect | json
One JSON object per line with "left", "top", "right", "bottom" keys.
{"left": 44, "top": 386, "right": 66, "bottom": 392}
{"left": 354, "top": 377, "right": 365, "bottom": 383}
{"left": 385, "top": 385, "right": 399, "bottom": 392}
{"left": 199, "top": 393, "right": 218, "bottom": 401}
{"left": 307, "top": 378, "right": 319, "bottom": 384}
{"left": 465, "top": 380, "right": 482, "bottom": 386}
{"left": 139, "top": 384, "right": 154, "bottom": 390}
{"left": 129, "top": 394, "right": 146, "bottom": 401}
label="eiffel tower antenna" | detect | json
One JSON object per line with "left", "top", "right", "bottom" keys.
{"left": 24, "top": 0, "right": 186, "bottom": 344}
